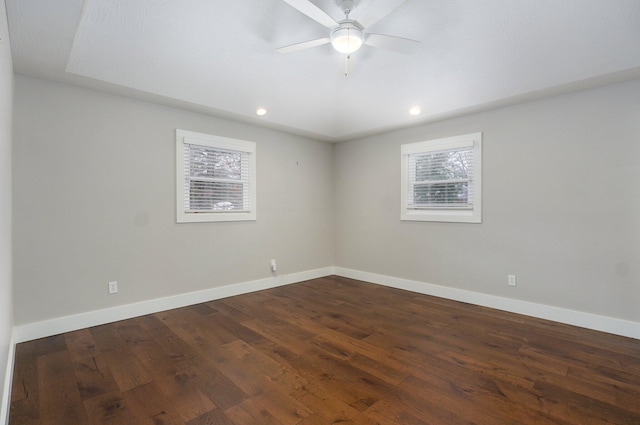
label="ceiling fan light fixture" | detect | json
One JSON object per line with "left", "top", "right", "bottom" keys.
{"left": 330, "top": 22, "right": 364, "bottom": 54}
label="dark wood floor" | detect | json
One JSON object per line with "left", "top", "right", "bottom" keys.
{"left": 9, "top": 276, "right": 640, "bottom": 424}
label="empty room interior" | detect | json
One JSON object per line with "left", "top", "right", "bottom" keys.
{"left": 1, "top": 0, "right": 640, "bottom": 424}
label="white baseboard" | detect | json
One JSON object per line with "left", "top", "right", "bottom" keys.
{"left": 12, "top": 265, "right": 640, "bottom": 344}
{"left": 0, "top": 329, "right": 15, "bottom": 425}
{"left": 334, "top": 267, "right": 640, "bottom": 340}
{"left": 14, "top": 267, "right": 334, "bottom": 343}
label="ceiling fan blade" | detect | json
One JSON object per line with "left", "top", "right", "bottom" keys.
{"left": 364, "top": 33, "right": 420, "bottom": 54}
{"left": 277, "top": 37, "right": 330, "bottom": 53}
{"left": 281, "top": 0, "right": 338, "bottom": 28}
{"left": 354, "top": 0, "right": 407, "bottom": 28}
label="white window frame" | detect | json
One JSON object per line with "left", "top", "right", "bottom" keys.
{"left": 401, "top": 132, "right": 482, "bottom": 223}
{"left": 176, "top": 129, "right": 256, "bottom": 223}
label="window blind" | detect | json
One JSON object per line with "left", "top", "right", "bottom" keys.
{"left": 407, "top": 145, "right": 474, "bottom": 209}
{"left": 183, "top": 142, "right": 251, "bottom": 213}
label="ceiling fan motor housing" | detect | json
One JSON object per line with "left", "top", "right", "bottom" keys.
{"left": 330, "top": 20, "right": 364, "bottom": 53}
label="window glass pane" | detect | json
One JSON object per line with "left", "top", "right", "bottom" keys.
{"left": 411, "top": 147, "right": 473, "bottom": 208}
{"left": 188, "top": 181, "right": 244, "bottom": 211}
{"left": 415, "top": 149, "right": 471, "bottom": 182}
{"left": 414, "top": 182, "right": 468, "bottom": 205}
{"left": 189, "top": 145, "right": 242, "bottom": 180}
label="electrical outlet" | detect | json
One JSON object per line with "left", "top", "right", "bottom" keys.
{"left": 508, "top": 275, "right": 517, "bottom": 287}
{"left": 108, "top": 281, "right": 118, "bottom": 294}
{"left": 270, "top": 259, "right": 277, "bottom": 272}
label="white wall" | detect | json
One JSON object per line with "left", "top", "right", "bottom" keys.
{"left": 12, "top": 75, "right": 334, "bottom": 326}
{"left": 0, "top": 0, "right": 14, "bottom": 422}
{"left": 335, "top": 79, "right": 640, "bottom": 323}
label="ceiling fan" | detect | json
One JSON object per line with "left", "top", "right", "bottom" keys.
{"left": 277, "top": 0, "right": 420, "bottom": 55}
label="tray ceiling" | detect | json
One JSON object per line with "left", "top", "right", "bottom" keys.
{"left": 6, "top": 0, "right": 640, "bottom": 141}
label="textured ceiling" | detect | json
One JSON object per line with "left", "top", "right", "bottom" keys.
{"left": 6, "top": 0, "right": 640, "bottom": 141}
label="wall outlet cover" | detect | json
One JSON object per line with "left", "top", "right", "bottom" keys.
{"left": 108, "top": 281, "right": 118, "bottom": 294}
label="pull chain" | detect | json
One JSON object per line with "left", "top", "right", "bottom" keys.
{"left": 344, "top": 54, "right": 351, "bottom": 77}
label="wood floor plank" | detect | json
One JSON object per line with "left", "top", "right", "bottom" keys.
{"left": 185, "top": 408, "right": 234, "bottom": 425}
{"left": 223, "top": 398, "right": 281, "bottom": 425}
{"left": 241, "top": 318, "right": 313, "bottom": 356}
{"left": 10, "top": 341, "right": 38, "bottom": 403}
{"left": 615, "top": 387, "right": 640, "bottom": 415}
{"left": 82, "top": 391, "right": 138, "bottom": 425}
{"left": 37, "top": 350, "right": 89, "bottom": 425}
{"left": 257, "top": 287, "right": 373, "bottom": 340}
{"left": 122, "top": 382, "right": 184, "bottom": 425}
{"left": 10, "top": 276, "right": 640, "bottom": 425}
{"left": 253, "top": 390, "right": 312, "bottom": 425}
{"left": 129, "top": 338, "right": 216, "bottom": 423}
{"left": 90, "top": 324, "right": 153, "bottom": 392}
{"left": 205, "top": 311, "right": 266, "bottom": 345}
{"left": 290, "top": 386, "right": 380, "bottom": 425}
{"left": 113, "top": 320, "right": 154, "bottom": 347}
{"left": 135, "top": 313, "right": 174, "bottom": 332}
{"left": 307, "top": 330, "right": 410, "bottom": 385}
{"left": 31, "top": 335, "right": 68, "bottom": 358}
{"left": 151, "top": 309, "right": 231, "bottom": 362}
{"left": 160, "top": 309, "right": 237, "bottom": 346}
{"left": 181, "top": 362, "right": 247, "bottom": 411}
{"left": 364, "top": 399, "right": 431, "bottom": 425}
{"left": 9, "top": 341, "right": 40, "bottom": 425}
{"left": 7, "top": 397, "right": 40, "bottom": 425}
{"left": 285, "top": 347, "right": 387, "bottom": 412}
{"left": 65, "top": 329, "right": 120, "bottom": 401}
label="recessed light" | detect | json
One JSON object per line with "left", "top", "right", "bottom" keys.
{"left": 256, "top": 108, "right": 267, "bottom": 116}
{"left": 409, "top": 106, "right": 421, "bottom": 116}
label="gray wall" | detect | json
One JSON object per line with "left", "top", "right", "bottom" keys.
{"left": 335, "top": 79, "right": 640, "bottom": 322}
{"left": 10, "top": 72, "right": 640, "bottom": 328}
{"left": 12, "top": 75, "right": 334, "bottom": 325}
{"left": 0, "top": 0, "right": 13, "bottom": 419}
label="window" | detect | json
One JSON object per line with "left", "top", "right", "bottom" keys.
{"left": 401, "top": 132, "right": 482, "bottom": 223}
{"left": 176, "top": 129, "right": 256, "bottom": 223}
